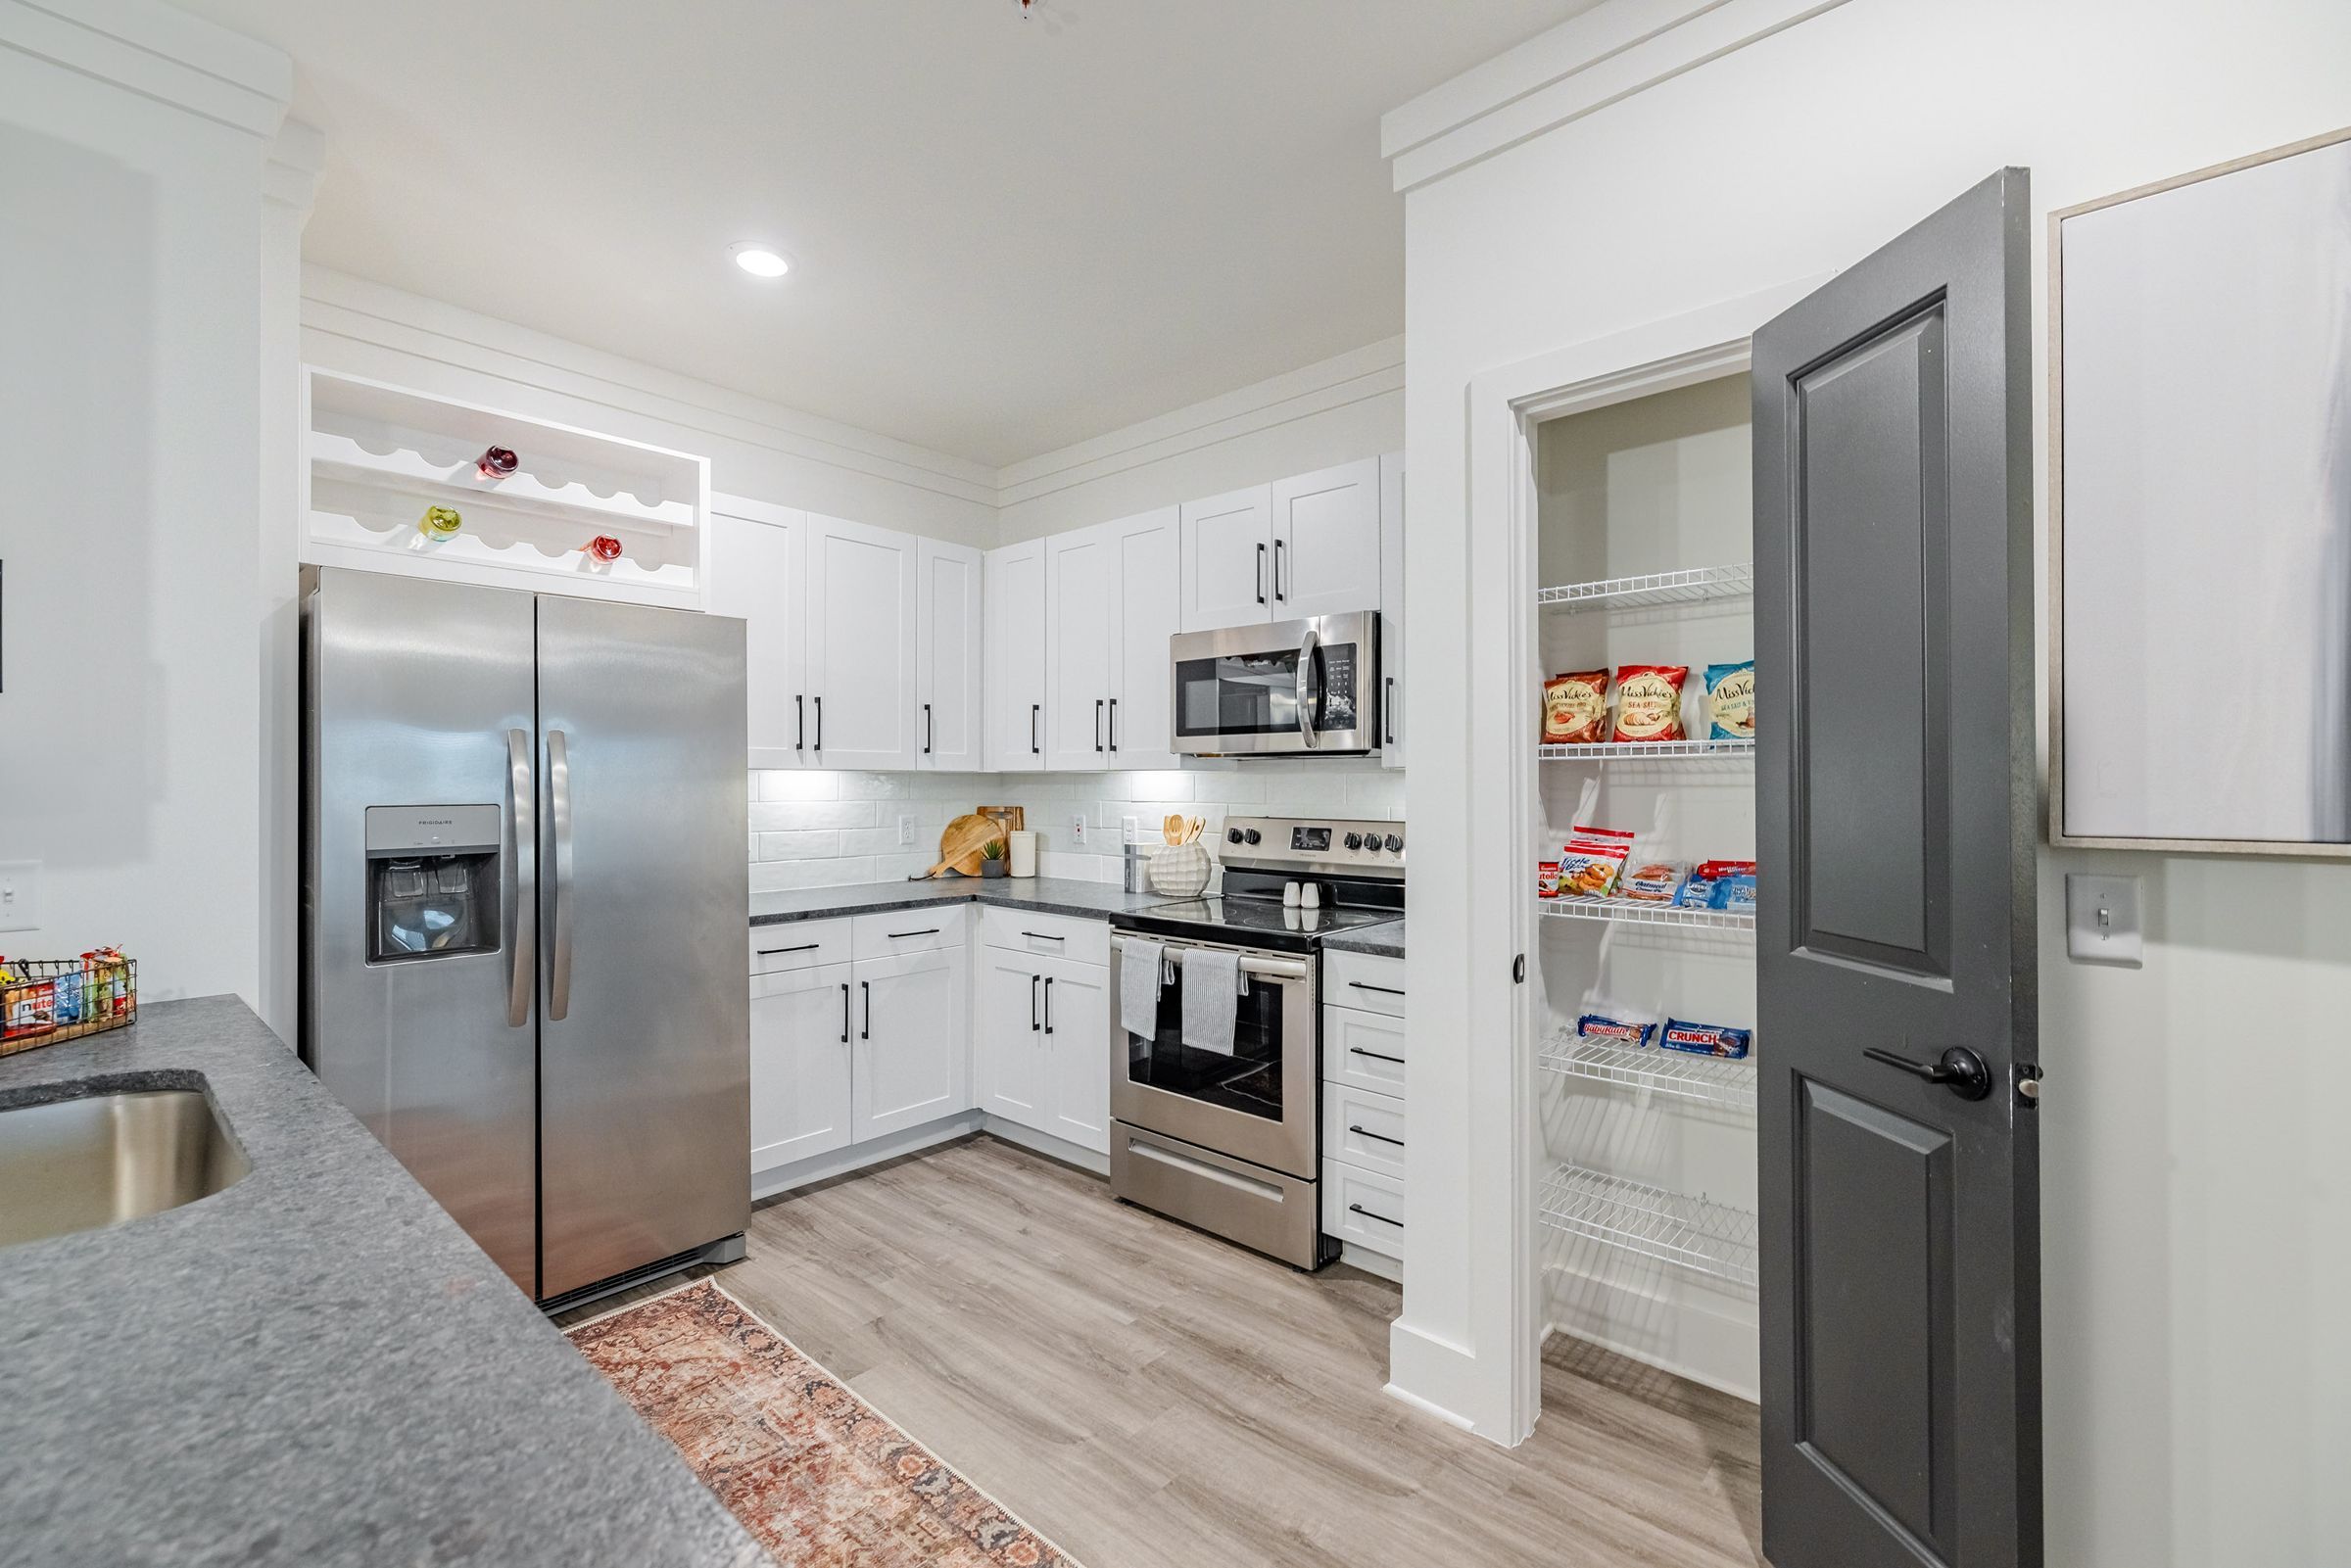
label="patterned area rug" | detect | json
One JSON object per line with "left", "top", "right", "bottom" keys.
{"left": 566, "top": 1279, "right": 1081, "bottom": 1568}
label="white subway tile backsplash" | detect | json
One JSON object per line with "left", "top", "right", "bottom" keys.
{"left": 755, "top": 770, "right": 840, "bottom": 802}
{"left": 756, "top": 830, "right": 841, "bottom": 861}
{"left": 750, "top": 799, "right": 880, "bottom": 832}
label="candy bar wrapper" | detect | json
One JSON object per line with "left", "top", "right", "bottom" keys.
{"left": 1576, "top": 1013, "right": 1656, "bottom": 1047}
{"left": 1658, "top": 1018, "right": 1751, "bottom": 1059}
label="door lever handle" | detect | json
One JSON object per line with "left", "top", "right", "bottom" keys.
{"left": 1863, "top": 1045, "right": 1992, "bottom": 1102}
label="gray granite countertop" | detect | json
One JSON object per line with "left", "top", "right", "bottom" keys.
{"left": 751, "top": 875, "right": 1173, "bottom": 927}
{"left": 1322, "top": 918, "right": 1407, "bottom": 958}
{"left": 0, "top": 998, "right": 766, "bottom": 1568}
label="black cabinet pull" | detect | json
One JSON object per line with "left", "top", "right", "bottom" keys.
{"left": 795, "top": 693, "right": 805, "bottom": 752}
{"left": 1347, "top": 1046, "right": 1406, "bottom": 1065}
{"left": 1031, "top": 973, "right": 1040, "bottom": 1031}
{"left": 1383, "top": 677, "right": 1394, "bottom": 746}
{"left": 1273, "top": 537, "right": 1286, "bottom": 601}
{"left": 1020, "top": 930, "right": 1064, "bottom": 942}
{"left": 1043, "top": 974, "right": 1055, "bottom": 1035}
{"left": 1256, "top": 542, "right": 1267, "bottom": 604}
{"left": 888, "top": 927, "right": 941, "bottom": 939}
{"left": 923, "top": 702, "right": 934, "bottom": 755}
{"left": 1031, "top": 702, "right": 1040, "bottom": 755}
{"left": 1348, "top": 1123, "right": 1405, "bottom": 1148}
{"left": 756, "top": 942, "right": 820, "bottom": 957}
{"left": 1109, "top": 696, "right": 1119, "bottom": 752}
{"left": 840, "top": 982, "right": 850, "bottom": 1043}
{"left": 1348, "top": 1203, "right": 1402, "bottom": 1228}
{"left": 859, "top": 979, "right": 870, "bottom": 1040}
{"left": 813, "top": 694, "right": 823, "bottom": 751}
{"left": 1348, "top": 980, "right": 1406, "bottom": 997}
{"left": 1094, "top": 699, "right": 1105, "bottom": 753}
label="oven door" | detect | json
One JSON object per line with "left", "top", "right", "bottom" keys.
{"left": 1171, "top": 612, "right": 1379, "bottom": 756}
{"left": 1108, "top": 933, "right": 1318, "bottom": 1179}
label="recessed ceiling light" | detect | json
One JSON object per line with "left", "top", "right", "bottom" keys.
{"left": 731, "top": 243, "right": 792, "bottom": 279}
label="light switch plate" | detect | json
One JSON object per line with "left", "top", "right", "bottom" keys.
{"left": 2066, "top": 873, "right": 2142, "bottom": 965}
{"left": 1123, "top": 815, "right": 1139, "bottom": 845}
{"left": 0, "top": 861, "right": 40, "bottom": 933}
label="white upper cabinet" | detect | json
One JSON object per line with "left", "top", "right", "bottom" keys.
{"left": 915, "top": 538, "right": 984, "bottom": 771}
{"left": 708, "top": 497, "right": 810, "bottom": 769}
{"left": 1179, "top": 484, "right": 1275, "bottom": 631}
{"left": 1044, "top": 525, "right": 1115, "bottom": 770}
{"left": 1378, "top": 451, "right": 1405, "bottom": 770}
{"left": 1272, "top": 457, "right": 1383, "bottom": 620}
{"left": 805, "top": 515, "right": 919, "bottom": 771}
{"left": 984, "top": 540, "right": 1048, "bottom": 772}
{"left": 1107, "top": 508, "right": 1180, "bottom": 769}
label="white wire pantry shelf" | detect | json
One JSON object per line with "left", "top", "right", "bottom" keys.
{"left": 1539, "top": 1034, "right": 1757, "bottom": 1110}
{"left": 1539, "top": 737, "right": 1755, "bottom": 763}
{"left": 1539, "top": 1164, "right": 1760, "bottom": 1288}
{"left": 1538, "top": 895, "right": 1755, "bottom": 932}
{"left": 1535, "top": 562, "right": 1753, "bottom": 612}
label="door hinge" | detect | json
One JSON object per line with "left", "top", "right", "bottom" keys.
{"left": 2014, "top": 1062, "right": 2043, "bottom": 1108}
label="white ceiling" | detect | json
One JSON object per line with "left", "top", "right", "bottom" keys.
{"left": 179, "top": 0, "right": 1595, "bottom": 467}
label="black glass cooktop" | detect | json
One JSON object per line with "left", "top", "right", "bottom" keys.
{"left": 1116, "top": 895, "right": 1402, "bottom": 954}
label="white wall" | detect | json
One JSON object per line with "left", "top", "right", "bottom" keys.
{"left": 1394, "top": 0, "right": 2351, "bottom": 1560}
{"left": 995, "top": 337, "right": 1402, "bottom": 544}
{"left": 0, "top": 11, "right": 292, "bottom": 1009}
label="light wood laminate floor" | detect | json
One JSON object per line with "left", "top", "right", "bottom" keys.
{"left": 557, "top": 1134, "right": 1763, "bottom": 1568}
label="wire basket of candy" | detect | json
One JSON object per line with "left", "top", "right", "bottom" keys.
{"left": 0, "top": 952, "right": 137, "bottom": 1056}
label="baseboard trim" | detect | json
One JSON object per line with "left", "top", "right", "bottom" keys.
{"left": 1539, "top": 1317, "right": 1761, "bottom": 1406}
{"left": 1339, "top": 1243, "right": 1403, "bottom": 1284}
{"left": 750, "top": 1114, "right": 982, "bottom": 1201}
{"left": 1382, "top": 1378, "right": 1476, "bottom": 1433}
{"left": 977, "top": 1117, "right": 1111, "bottom": 1177}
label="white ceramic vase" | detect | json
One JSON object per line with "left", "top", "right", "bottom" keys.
{"left": 1150, "top": 841, "right": 1212, "bottom": 899}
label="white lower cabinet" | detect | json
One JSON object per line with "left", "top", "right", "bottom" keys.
{"left": 852, "top": 944, "right": 971, "bottom": 1142}
{"left": 1320, "top": 949, "right": 1407, "bottom": 1264}
{"left": 1320, "top": 1162, "right": 1407, "bottom": 1258}
{"left": 749, "top": 961, "right": 855, "bottom": 1169}
{"left": 976, "top": 939, "right": 1111, "bottom": 1156}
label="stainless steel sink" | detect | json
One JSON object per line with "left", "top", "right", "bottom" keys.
{"left": 0, "top": 1086, "right": 250, "bottom": 1248}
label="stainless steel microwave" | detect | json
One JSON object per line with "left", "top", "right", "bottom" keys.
{"left": 1170, "top": 611, "right": 1383, "bottom": 757}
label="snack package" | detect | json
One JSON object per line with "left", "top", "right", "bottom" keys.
{"left": 1658, "top": 1018, "right": 1752, "bottom": 1059}
{"left": 1576, "top": 1013, "right": 1656, "bottom": 1047}
{"left": 1620, "top": 861, "right": 1685, "bottom": 903}
{"left": 1705, "top": 659, "right": 1755, "bottom": 740}
{"left": 1557, "top": 823, "right": 1636, "bottom": 899}
{"left": 1537, "top": 861, "right": 1561, "bottom": 899}
{"left": 1710, "top": 871, "right": 1757, "bottom": 912}
{"left": 1543, "top": 670, "right": 1609, "bottom": 744}
{"left": 1673, "top": 858, "right": 1756, "bottom": 908}
{"left": 1612, "top": 664, "right": 1689, "bottom": 742}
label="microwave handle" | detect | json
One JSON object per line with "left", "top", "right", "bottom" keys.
{"left": 1294, "top": 626, "right": 1320, "bottom": 749}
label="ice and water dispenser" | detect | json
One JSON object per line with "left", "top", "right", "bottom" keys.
{"left": 364, "top": 805, "right": 502, "bottom": 963}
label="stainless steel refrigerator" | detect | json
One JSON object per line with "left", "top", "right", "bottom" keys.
{"left": 300, "top": 566, "right": 749, "bottom": 1307}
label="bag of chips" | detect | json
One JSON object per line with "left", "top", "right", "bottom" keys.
{"left": 1612, "top": 664, "right": 1688, "bottom": 742}
{"left": 1705, "top": 659, "right": 1755, "bottom": 740}
{"left": 1543, "top": 671, "right": 1609, "bottom": 744}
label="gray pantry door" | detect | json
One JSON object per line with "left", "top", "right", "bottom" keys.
{"left": 1751, "top": 168, "right": 2041, "bottom": 1568}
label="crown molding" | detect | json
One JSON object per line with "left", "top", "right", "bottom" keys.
{"left": 994, "top": 336, "right": 1405, "bottom": 508}
{"left": 264, "top": 118, "right": 324, "bottom": 213}
{"left": 1381, "top": 0, "right": 1848, "bottom": 193}
{"left": 299, "top": 266, "right": 1002, "bottom": 509}
{"left": 0, "top": 0, "right": 291, "bottom": 138}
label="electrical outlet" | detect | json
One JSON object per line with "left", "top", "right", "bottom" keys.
{"left": 1071, "top": 813, "right": 1087, "bottom": 848}
{"left": 1123, "top": 815, "right": 1140, "bottom": 845}
{"left": 896, "top": 813, "right": 917, "bottom": 847}
{"left": 0, "top": 861, "right": 40, "bottom": 933}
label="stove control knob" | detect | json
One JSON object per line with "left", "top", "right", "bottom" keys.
{"left": 1343, "top": 832, "right": 1364, "bottom": 850}
{"left": 1383, "top": 833, "right": 1404, "bottom": 853}
{"left": 1358, "top": 825, "right": 1383, "bottom": 845}
{"left": 1243, "top": 829, "right": 1263, "bottom": 845}
{"left": 1226, "top": 828, "right": 1244, "bottom": 844}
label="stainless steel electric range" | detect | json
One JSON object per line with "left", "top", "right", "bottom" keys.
{"left": 1107, "top": 815, "right": 1404, "bottom": 1268}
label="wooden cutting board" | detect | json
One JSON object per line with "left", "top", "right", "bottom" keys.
{"left": 920, "top": 812, "right": 1005, "bottom": 879}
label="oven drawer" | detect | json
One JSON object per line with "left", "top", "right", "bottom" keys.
{"left": 981, "top": 906, "right": 1109, "bottom": 967}
{"left": 1326, "top": 950, "right": 1406, "bottom": 1018}
{"left": 853, "top": 907, "right": 964, "bottom": 961}
{"left": 1321, "top": 1083, "right": 1406, "bottom": 1180}
{"left": 1322, "top": 1004, "right": 1406, "bottom": 1097}
{"left": 1320, "top": 1162, "right": 1405, "bottom": 1261}
{"left": 1111, "top": 1123, "right": 1327, "bottom": 1269}
{"left": 748, "top": 920, "right": 851, "bottom": 975}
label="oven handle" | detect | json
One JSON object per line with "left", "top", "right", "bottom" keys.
{"left": 1109, "top": 933, "right": 1310, "bottom": 980}
{"left": 1294, "top": 626, "right": 1320, "bottom": 750}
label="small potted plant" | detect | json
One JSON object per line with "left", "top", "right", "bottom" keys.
{"left": 979, "top": 838, "right": 1009, "bottom": 879}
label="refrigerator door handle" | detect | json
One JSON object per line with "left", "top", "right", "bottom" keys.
{"left": 547, "top": 727, "right": 576, "bottom": 1022}
{"left": 505, "top": 728, "right": 536, "bottom": 1027}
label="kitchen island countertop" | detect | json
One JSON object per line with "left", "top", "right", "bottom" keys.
{"left": 0, "top": 997, "right": 766, "bottom": 1568}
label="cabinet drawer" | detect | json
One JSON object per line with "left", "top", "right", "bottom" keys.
{"left": 1322, "top": 1004, "right": 1406, "bottom": 1097}
{"left": 980, "top": 905, "right": 1109, "bottom": 968}
{"left": 853, "top": 906, "right": 965, "bottom": 961}
{"left": 1321, "top": 1083, "right": 1406, "bottom": 1181}
{"left": 748, "top": 919, "right": 850, "bottom": 975}
{"left": 1320, "top": 1162, "right": 1406, "bottom": 1261}
{"left": 1325, "top": 950, "right": 1406, "bottom": 1018}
